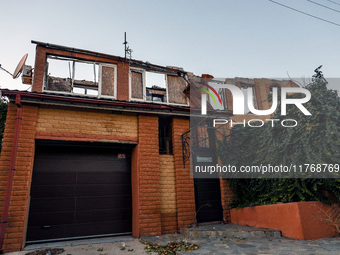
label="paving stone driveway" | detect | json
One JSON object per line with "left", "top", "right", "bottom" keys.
{"left": 5, "top": 234, "right": 339, "bottom": 255}
{"left": 141, "top": 223, "right": 340, "bottom": 255}
{"left": 177, "top": 236, "right": 340, "bottom": 255}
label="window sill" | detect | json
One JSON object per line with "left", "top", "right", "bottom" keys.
{"left": 42, "top": 90, "right": 117, "bottom": 100}
{"left": 130, "top": 98, "right": 189, "bottom": 107}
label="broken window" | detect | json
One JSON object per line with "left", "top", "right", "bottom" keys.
{"left": 159, "top": 116, "right": 173, "bottom": 154}
{"left": 45, "top": 57, "right": 73, "bottom": 92}
{"left": 73, "top": 61, "right": 99, "bottom": 96}
{"left": 129, "top": 68, "right": 188, "bottom": 105}
{"left": 146, "top": 72, "right": 167, "bottom": 102}
{"left": 45, "top": 56, "right": 116, "bottom": 98}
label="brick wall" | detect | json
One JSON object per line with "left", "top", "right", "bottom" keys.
{"left": 116, "top": 62, "right": 129, "bottom": 101}
{"left": 131, "top": 145, "right": 140, "bottom": 237}
{"left": 138, "top": 115, "right": 162, "bottom": 236}
{"left": 35, "top": 107, "right": 137, "bottom": 142}
{"left": 32, "top": 46, "right": 130, "bottom": 101}
{"left": 172, "top": 118, "right": 196, "bottom": 230}
{"left": 32, "top": 46, "right": 46, "bottom": 93}
{"left": 159, "top": 155, "right": 177, "bottom": 234}
{"left": 0, "top": 103, "right": 194, "bottom": 249}
{"left": 0, "top": 103, "right": 38, "bottom": 251}
{"left": 220, "top": 179, "right": 233, "bottom": 222}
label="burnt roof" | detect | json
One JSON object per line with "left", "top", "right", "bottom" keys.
{"left": 31, "top": 40, "right": 187, "bottom": 76}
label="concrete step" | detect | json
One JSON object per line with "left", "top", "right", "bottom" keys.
{"left": 181, "top": 223, "right": 282, "bottom": 239}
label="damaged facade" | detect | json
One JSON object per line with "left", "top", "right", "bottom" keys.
{"left": 0, "top": 41, "right": 298, "bottom": 252}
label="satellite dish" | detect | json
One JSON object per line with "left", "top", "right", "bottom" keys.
{"left": 13, "top": 54, "right": 28, "bottom": 79}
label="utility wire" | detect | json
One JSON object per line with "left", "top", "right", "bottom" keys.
{"left": 325, "top": 0, "right": 340, "bottom": 6}
{"left": 268, "top": 0, "right": 340, "bottom": 27}
{"left": 307, "top": 0, "right": 340, "bottom": 13}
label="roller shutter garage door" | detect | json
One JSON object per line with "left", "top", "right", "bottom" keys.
{"left": 26, "top": 141, "right": 132, "bottom": 243}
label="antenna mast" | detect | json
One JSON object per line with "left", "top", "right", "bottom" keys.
{"left": 123, "top": 32, "right": 133, "bottom": 60}
{"left": 124, "top": 32, "right": 127, "bottom": 59}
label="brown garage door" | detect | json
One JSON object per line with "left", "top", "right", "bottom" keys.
{"left": 26, "top": 141, "right": 132, "bottom": 243}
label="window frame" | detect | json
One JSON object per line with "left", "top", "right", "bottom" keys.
{"left": 43, "top": 56, "right": 117, "bottom": 99}
{"left": 158, "top": 116, "right": 173, "bottom": 155}
{"left": 129, "top": 67, "right": 146, "bottom": 102}
{"left": 129, "top": 68, "right": 189, "bottom": 106}
{"left": 98, "top": 63, "right": 118, "bottom": 99}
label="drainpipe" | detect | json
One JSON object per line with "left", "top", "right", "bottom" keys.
{"left": 0, "top": 94, "right": 22, "bottom": 252}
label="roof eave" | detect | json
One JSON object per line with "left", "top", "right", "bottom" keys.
{"left": 2, "top": 90, "right": 191, "bottom": 117}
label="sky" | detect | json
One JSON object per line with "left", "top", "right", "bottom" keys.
{"left": 0, "top": 0, "right": 339, "bottom": 92}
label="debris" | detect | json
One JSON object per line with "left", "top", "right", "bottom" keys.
{"left": 25, "top": 248, "right": 65, "bottom": 255}
{"left": 141, "top": 241, "right": 200, "bottom": 255}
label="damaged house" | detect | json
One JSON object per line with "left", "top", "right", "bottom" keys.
{"left": 0, "top": 41, "right": 298, "bottom": 252}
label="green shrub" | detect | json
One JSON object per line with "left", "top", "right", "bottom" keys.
{"left": 228, "top": 178, "right": 340, "bottom": 209}
{"left": 217, "top": 70, "right": 340, "bottom": 208}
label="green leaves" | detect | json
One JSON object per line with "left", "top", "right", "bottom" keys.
{"left": 228, "top": 179, "right": 339, "bottom": 209}
{"left": 218, "top": 71, "right": 340, "bottom": 208}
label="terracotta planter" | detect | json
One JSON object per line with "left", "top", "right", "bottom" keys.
{"left": 230, "top": 201, "right": 339, "bottom": 240}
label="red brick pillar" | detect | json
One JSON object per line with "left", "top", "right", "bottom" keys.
{"left": 0, "top": 103, "right": 38, "bottom": 251}
{"left": 116, "top": 62, "right": 130, "bottom": 101}
{"left": 220, "top": 179, "right": 233, "bottom": 222}
{"left": 32, "top": 46, "right": 46, "bottom": 93}
{"left": 172, "top": 118, "right": 196, "bottom": 230}
{"left": 137, "top": 115, "right": 161, "bottom": 236}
